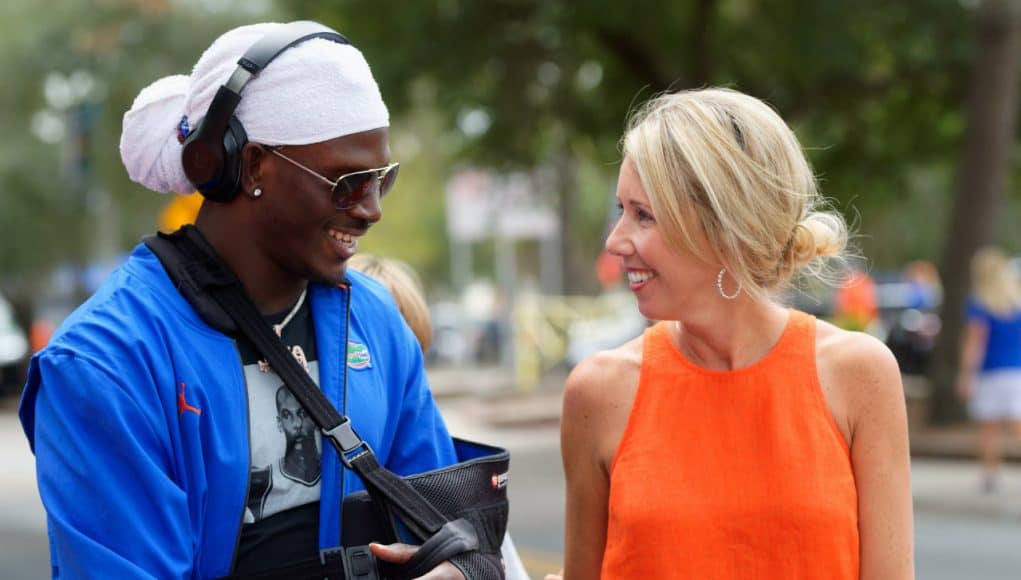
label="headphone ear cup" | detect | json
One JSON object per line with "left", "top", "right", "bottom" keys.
{"left": 181, "top": 119, "right": 224, "bottom": 196}
{"left": 220, "top": 116, "right": 248, "bottom": 201}
{"left": 195, "top": 115, "right": 248, "bottom": 203}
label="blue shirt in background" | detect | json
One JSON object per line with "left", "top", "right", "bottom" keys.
{"left": 967, "top": 298, "right": 1021, "bottom": 372}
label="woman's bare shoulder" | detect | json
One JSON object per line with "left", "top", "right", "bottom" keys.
{"left": 815, "top": 319, "right": 900, "bottom": 383}
{"left": 814, "top": 318, "right": 904, "bottom": 442}
{"left": 561, "top": 333, "right": 646, "bottom": 469}
{"left": 564, "top": 334, "right": 644, "bottom": 407}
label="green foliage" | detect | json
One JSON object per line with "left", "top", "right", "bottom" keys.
{"left": 283, "top": 0, "right": 980, "bottom": 286}
{"left": 0, "top": 0, "right": 276, "bottom": 289}
{"left": 355, "top": 105, "right": 451, "bottom": 288}
{"left": 0, "top": 0, "right": 1000, "bottom": 299}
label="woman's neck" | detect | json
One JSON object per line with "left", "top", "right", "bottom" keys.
{"left": 673, "top": 301, "right": 790, "bottom": 371}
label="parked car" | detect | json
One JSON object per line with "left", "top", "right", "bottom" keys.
{"left": 0, "top": 294, "right": 29, "bottom": 395}
{"left": 884, "top": 307, "right": 941, "bottom": 375}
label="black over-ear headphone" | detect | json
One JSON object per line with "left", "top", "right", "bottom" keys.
{"left": 181, "top": 21, "right": 351, "bottom": 203}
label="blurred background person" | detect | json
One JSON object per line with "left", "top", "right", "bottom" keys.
{"left": 348, "top": 253, "right": 433, "bottom": 353}
{"left": 957, "top": 245, "right": 1021, "bottom": 493}
{"left": 831, "top": 267, "right": 879, "bottom": 333}
{"left": 904, "top": 259, "right": 943, "bottom": 311}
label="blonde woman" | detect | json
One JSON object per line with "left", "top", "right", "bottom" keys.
{"left": 957, "top": 246, "right": 1021, "bottom": 493}
{"left": 551, "top": 88, "right": 913, "bottom": 579}
{"left": 348, "top": 254, "right": 433, "bottom": 353}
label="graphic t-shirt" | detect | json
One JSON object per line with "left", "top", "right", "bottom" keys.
{"left": 234, "top": 293, "right": 321, "bottom": 574}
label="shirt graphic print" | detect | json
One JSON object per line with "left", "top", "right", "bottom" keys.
{"left": 237, "top": 296, "right": 321, "bottom": 524}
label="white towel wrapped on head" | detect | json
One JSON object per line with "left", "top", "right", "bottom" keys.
{"left": 120, "top": 22, "right": 389, "bottom": 195}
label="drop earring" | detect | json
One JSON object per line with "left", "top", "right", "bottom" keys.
{"left": 717, "top": 268, "right": 742, "bottom": 300}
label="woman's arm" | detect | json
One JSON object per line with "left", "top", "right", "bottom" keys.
{"left": 830, "top": 333, "right": 915, "bottom": 580}
{"left": 560, "top": 357, "right": 612, "bottom": 579}
{"left": 558, "top": 345, "right": 640, "bottom": 580}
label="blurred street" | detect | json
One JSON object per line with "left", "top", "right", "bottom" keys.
{"left": 4, "top": 370, "right": 1021, "bottom": 579}
{"left": 0, "top": 401, "right": 49, "bottom": 580}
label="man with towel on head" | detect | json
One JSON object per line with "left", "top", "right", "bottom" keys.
{"left": 19, "top": 21, "right": 519, "bottom": 579}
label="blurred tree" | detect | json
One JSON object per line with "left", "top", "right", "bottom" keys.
{"left": 351, "top": 102, "right": 461, "bottom": 292}
{"left": 284, "top": 0, "right": 977, "bottom": 293}
{"left": 928, "top": 0, "right": 1021, "bottom": 425}
{"left": 0, "top": 0, "right": 275, "bottom": 318}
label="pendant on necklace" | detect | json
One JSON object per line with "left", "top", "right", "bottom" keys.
{"left": 257, "top": 344, "right": 309, "bottom": 373}
{"left": 291, "top": 345, "right": 309, "bottom": 371}
{"left": 259, "top": 324, "right": 286, "bottom": 371}
{"left": 255, "top": 288, "right": 308, "bottom": 374}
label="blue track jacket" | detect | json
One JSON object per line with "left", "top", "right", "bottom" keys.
{"left": 19, "top": 243, "right": 457, "bottom": 579}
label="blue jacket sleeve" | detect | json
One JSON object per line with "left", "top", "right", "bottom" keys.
{"left": 384, "top": 322, "right": 457, "bottom": 476}
{"left": 29, "top": 351, "right": 193, "bottom": 579}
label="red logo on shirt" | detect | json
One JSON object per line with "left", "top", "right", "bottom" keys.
{"left": 177, "top": 383, "right": 201, "bottom": 417}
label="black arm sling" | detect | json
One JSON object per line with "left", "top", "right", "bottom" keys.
{"left": 145, "top": 226, "right": 508, "bottom": 580}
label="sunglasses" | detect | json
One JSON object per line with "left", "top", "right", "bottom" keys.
{"left": 264, "top": 146, "right": 399, "bottom": 210}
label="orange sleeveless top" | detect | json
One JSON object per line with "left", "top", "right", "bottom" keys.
{"left": 601, "top": 311, "right": 858, "bottom": 579}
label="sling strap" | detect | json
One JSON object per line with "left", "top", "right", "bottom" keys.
{"left": 145, "top": 226, "right": 481, "bottom": 578}
{"left": 223, "top": 545, "right": 376, "bottom": 580}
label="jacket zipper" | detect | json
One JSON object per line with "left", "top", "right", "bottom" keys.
{"left": 226, "top": 339, "right": 252, "bottom": 575}
{"left": 337, "top": 283, "right": 352, "bottom": 547}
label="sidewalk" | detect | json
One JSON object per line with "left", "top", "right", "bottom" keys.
{"left": 909, "top": 425, "right": 1021, "bottom": 519}
{"left": 911, "top": 422, "right": 1021, "bottom": 462}
{"left": 428, "top": 364, "right": 565, "bottom": 428}
{"left": 911, "top": 459, "right": 1021, "bottom": 521}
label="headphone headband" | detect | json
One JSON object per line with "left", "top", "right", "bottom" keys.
{"left": 227, "top": 21, "right": 350, "bottom": 94}
{"left": 181, "top": 21, "right": 351, "bottom": 202}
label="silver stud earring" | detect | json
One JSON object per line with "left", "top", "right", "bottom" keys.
{"left": 251, "top": 187, "right": 263, "bottom": 198}
{"left": 717, "top": 268, "right": 742, "bottom": 300}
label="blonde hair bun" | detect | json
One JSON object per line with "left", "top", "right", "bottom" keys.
{"left": 790, "top": 212, "right": 847, "bottom": 266}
